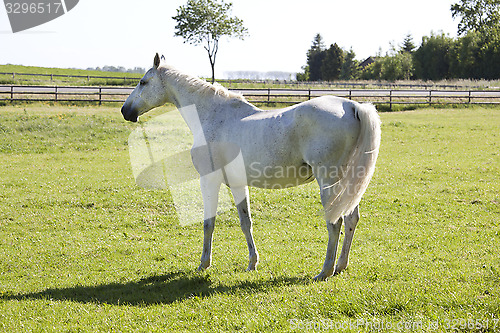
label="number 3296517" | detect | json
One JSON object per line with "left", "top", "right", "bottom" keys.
{"left": 5, "top": 2, "right": 63, "bottom": 14}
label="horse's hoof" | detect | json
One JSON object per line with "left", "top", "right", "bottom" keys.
{"left": 197, "top": 263, "right": 210, "bottom": 271}
{"left": 313, "top": 274, "right": 326, "bottom": 281}
{"left": 245, "top": 255, "right": 258, "bottom": 271}
{"left": 334, "top": 262, "right": 348, "bottom": 275}
{"left": 246, "top": 265, "right": 257, "bottom": 272}
{"left": 313, "top": 272, "right": 331, "bottom": 281}
{"left": 333, "top": 267, "right": 345, "bottom": 276}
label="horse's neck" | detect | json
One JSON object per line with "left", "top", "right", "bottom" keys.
{"left": 160, "top": 67, "right": 214, "bottom": 109}
{"left": 160, "top": 67, "right": 258, "bottom": 128}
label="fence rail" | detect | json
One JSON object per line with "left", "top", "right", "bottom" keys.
{"left": 1, "top": 85, "right": 500, "bottom": 108}
{"left": 0, "top": 85, "right": 130, "bottom": 105}
{"left": 0, "top": 72, "right": 141, "bottom": 84}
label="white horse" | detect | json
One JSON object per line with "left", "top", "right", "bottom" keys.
{"left": 121, "top": 54, "right": 381, "bottom": 280}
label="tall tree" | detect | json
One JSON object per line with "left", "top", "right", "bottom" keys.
{"left": 321, "top": 43, "right": 344, "bottom": 81}
{"left": 477, "top": 26, "right": 500, "bottom": 78}
{"left": 451, "top": 0, "right": 500, "bottom": 35}
{"left": 306, "top": 33, "right": 326, "bottom": 81}
{"left": 310, "top": 33, "right": 325, "bottom": 52}
{"left": 340, "top": 48, "right": 360, "bottom": 80}
{"left": 449, "top": 31, "right": 482, "bottom": 78}
{"left": 413, "top": 32, "right": 455, "bottom": 80}
{"left": 401, "top": 34, "right": 416, "bottom": 53}
{"left": 173, "top": 0, "right": 248, "bottom": 83}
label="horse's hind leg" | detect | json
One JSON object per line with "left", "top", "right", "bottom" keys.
{"left": 334, "top": 205, "right": 360, "bottom": 275}
{"left": 313, "top": 181, "right": 343, "bottom": 281}
{"left": 231, "top": 186, "right": 259, "bottom": 271}
{"left": 314, "top": 218, "right": 343, "bottom": 281}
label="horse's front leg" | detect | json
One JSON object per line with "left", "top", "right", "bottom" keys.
{"left": 198, "top": 176, "right": 222, "bottom": 271}
{"left": 231, "top": 186, "right": 259, "bottom": 271}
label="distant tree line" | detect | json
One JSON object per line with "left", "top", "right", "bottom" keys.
{"left": 225, "top": 71, "right": 296, "bottom": 80}
{"left": 298, "top": 0, "right": 500, "bottom": 81}
{"left": 86, "top": 66, "right": 146, "bottom": 74}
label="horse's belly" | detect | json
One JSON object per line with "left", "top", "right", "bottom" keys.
{"left": 245, "top": 163, "right": 315, "bottom": 189}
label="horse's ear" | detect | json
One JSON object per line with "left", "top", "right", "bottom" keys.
{"left": 161, "top": 55, "right": 165, "bottom": 61}
{"left": 154, "top": 53, "right": 160, "bottom": 68}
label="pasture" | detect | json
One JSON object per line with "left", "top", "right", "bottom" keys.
{"left": 0, "top": 104, "right": 499, "bottom": 332}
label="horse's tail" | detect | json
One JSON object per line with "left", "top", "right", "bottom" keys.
{"left": 325, "top": 102, "right": 381, "bottom": 222}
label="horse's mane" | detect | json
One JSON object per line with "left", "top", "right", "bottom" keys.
{"left": 161, "top": 65, "right": 246, "bottom": 102}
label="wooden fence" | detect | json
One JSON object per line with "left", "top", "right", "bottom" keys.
{"left": 235, "top": 88, "right": 500, "bottom": 108}
{"left": 1, "top": 71, "right": 492, "bottom": 90}
{"left": 0, "top": 72, "right": 141, "bottom": 85}
{"left": 1, "top": 85, "right": 500, "bottom": 108}
{"left": 0, "top": 85, "right": 130, "bottom": 105}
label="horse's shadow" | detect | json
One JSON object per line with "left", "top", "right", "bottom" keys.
{"left": 2, "top": 270, "right": 311, "bottom": 306}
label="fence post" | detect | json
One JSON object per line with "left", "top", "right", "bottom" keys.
{"left": 389, "top": 90, "right": 393, "bottom": 111}
{"left": 468, "top": 90, "right": 472, "bottom": 104}
{"left": 99, "top": 87, "right": 102, "bottom": 106}
{"left": 428, "top": 90, "right": 432, "bottom": 105}
{"left": 55, "top": 86, "right": 58, "bottom": 101}
{"left": 308, "top": 88, "right": 311, "bottom": 100}
{"left": 349, "top": 90, "right": 352, "bottom": 100}
{"left": 267, "top": 88, "right": 271, "bottom": 104}
{"left": 10, "top": 85, "right": 14, "bottom": 101}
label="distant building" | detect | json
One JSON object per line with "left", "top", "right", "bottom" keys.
{"left": 359, "top": 57, "right": 376, "bottom": 69}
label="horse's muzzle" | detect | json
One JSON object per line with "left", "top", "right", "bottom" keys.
{"left": 121, "top": 105, "right": 138, "bottom": 122}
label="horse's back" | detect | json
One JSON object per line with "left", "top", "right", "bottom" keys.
{"left": 233, "top": 95, "right": 361, "bottom": 163}
{"left": 293, "top": 96, "right": 359, "bottom": 124}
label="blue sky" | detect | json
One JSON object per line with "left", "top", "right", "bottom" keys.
{"left": 1, "top": 0, "right": 459, "bottom": 78}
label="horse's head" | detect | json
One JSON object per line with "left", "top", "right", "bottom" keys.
{"left": 121, "top": 53, "right": 169, "bottom": 122}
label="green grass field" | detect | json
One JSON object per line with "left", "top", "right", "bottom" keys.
{"left": 0, "top": 104, "right": 499, "bottom": 332}
{"left": 0, "top": 64, "right": 143, "bottom": 86}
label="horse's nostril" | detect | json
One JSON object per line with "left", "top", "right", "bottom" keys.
{"left": 121, "top": 105, "right": 138, "bottom": 122}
